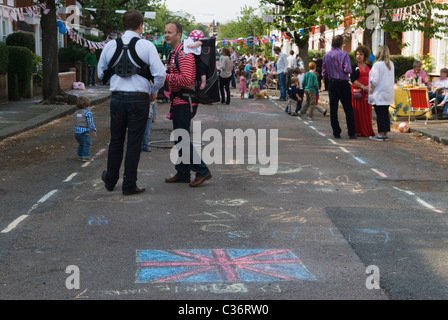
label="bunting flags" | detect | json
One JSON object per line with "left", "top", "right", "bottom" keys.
{"left": 2, "top": 2, "right": 49, "bottom": 22}
{"left": 64, "top": 22, "right": 110, "bottom": 49}
{"left": 392, "top": 1, "right": 429, "bottom": 22}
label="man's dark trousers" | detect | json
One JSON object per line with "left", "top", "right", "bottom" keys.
{"left": 328, "top": 80, "right": 356, "bottom": 137}
{"left": 106, "top": 95, "right": 149, "bottom": 192}
{"left": 171, "top": 103, "right": 210, "bottom": 179}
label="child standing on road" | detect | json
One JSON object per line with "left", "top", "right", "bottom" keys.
{"left": 286, "top": 77, "right": 302, "bottom": 115}
{"left": 74, "top": 96, "right": 97, "bottom": 161}
{"left": 298, "top": 62, "right": 320, "bottom": 120}
{"left": 239, "top": 70, "right": 247, "bottom": 99}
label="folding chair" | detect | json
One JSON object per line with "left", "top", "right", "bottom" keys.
{"left": 407, "top": 88, "right": 435, "bottom": 125}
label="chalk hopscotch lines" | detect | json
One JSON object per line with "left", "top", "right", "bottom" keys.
{"left": 136, "top": 249, "right": 315, "bottom": 283}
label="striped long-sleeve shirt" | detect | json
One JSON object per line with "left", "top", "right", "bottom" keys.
{"left": 322, "top": 47, "right": 352, "bottom": 81}
{"left": 166, "top": 43, "right": 197, "bottom": 107}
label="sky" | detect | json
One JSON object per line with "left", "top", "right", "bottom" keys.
{"left": 164, "top": 0, "right": 265, "bottom": 24}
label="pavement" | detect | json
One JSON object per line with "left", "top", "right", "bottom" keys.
{"left": 0, "top": 84, "right": 111, "bottom": 141}
{"left": 1, "top": 84, "right": 448, "bottom": 144}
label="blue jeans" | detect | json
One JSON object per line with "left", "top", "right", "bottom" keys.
{"left": 75, "top": 132, "right": 91, "bottom": 159}
{"left": 88, "top": 66, "right": 96, "bottom": 86}
{"left": 171, "top": 104, "right": 210, "bottom": 179}
{"left": 142, "top": 118, "right": 152, "bottom": 149}
{"left": 278, "top": 72, "right": 286, "bottom": 99}
{"left": 231, "top": 68, "right": 236, "bottom": 87}
{"left": 105, "top": 95, "right": 149, "bottom": 192}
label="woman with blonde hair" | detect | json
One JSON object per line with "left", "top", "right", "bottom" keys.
{"left": 219, "top": 47, "right": 233, "bottom": 104}
{"left": 368, "top": 45, "right": 395, "bottom": 141}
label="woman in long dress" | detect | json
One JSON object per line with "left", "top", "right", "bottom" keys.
{"left": 350, "top": 45, "right": 375, "bottom": 137}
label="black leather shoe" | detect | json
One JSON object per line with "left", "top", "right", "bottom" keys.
{"left": 333, "top": 135, "right": 341, "bottom": 139}
{"left": 101, "top": 170, "right": 114, "bottom": 191}
{"left": 349, "top": 135, "right": 357, "bottom": 139}
{"left": 122, "top": 187, "right": 146, "bottom": 196}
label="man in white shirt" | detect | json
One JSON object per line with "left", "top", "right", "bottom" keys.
{"left": 274, "top": 46, "right": 288, "bottom": 100}
{"left": 98, "top": 10, "right": 166, "bottom": 195}
{"left": 287, "top": 50, "right": 297, "bottom": 87}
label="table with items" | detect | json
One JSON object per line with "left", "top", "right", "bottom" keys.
{"left": 389, "top": 83, "right": 433, "bottom": 121}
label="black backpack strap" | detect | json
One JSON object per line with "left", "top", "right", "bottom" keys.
{"left": 101, "top": 38, "right": 123, "bottom": 84}
{"left": 128, "top": 37, "right": 153, "bottom": 82}
{"left": 109, "top": 38, "right": 123, "bottom": 69}
{"left": 128, "top": 37, "right": 144, "bottom": 68}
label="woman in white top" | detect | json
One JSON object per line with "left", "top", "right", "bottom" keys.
{"left": 368, "top": 45, "right": 395, "bottom": 141}
{"left": 219, "top": 47, "right": 234, "bottom": 104}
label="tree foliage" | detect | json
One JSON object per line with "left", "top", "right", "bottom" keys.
{"left": 218, "top": 6, "right": 272, "bottom": 57}
{"left": 261, "top": 0, "right": 322, "bottom": 70}
{"left": 76, "top": 0, "right": 160, "bottom": 34}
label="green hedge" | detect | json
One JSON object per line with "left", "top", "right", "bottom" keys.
{"left": 6, "top": 32, "right": 35, "bottom": 52}
{"left": 0, "top": 42, "right": 8, "bottom": 75}
{"left": 8, "top": 46, "right": 33, "bottom": 100}
{"left": 390, "top": 55, "right": 415, "bottom": 80}
{"left": 59, "top": 35, "right": 104, "bottom": 63}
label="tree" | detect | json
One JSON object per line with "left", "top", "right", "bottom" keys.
{"left": 77, "top": 0, "right": 161, "bottom": 34}
{"left": 40, "top": 0, "right": 63, "bottom": 102}
{"left": 218, "top": 6, "right": 271, "bottom": 57}
{"left": 316, "top": 0, "right": 448, "bottom": 50}
{"left": 261, "top": 0, "right": 322, "bottom": 71}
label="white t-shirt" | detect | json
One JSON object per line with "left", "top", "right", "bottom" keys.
{"left": 368, "top": 61, "right": 395, "bottom": 106}
{"left": 287, "top": 55, "right": 297, "bottom": 70}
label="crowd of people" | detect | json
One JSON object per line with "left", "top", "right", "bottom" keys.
{"left": 75, "top": 10, "right": 447, "bottom": 196}
{"left": 227, "top": 34, "right": 448, "bottom": 140}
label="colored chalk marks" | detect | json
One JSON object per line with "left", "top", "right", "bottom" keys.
{"left": 136, "top": 249, "right": 314, "bottom": 283}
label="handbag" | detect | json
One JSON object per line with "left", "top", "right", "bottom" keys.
{"left": 353, "top": 88, "right": 362, "bottom": 99}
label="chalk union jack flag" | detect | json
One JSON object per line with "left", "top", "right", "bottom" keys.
{"left": 136, "top": 249, "right": 315, "bottom": 283}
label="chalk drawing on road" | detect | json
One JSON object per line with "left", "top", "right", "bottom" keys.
{"left": 205, "top": 199, "right": 248, "bottom": 207}
{"left": 135, "top": 249, "right": 315, "bottom": 283}
{"left": 273, "top": 175, "right": 369, "bottom": 194}
{"left": 247, "top": 163, "right": 308, "bottom": 174}
{"left": 88, "top": 216, "right": 109, "bottom": 226}
{"left": 74, "top": 194, "right": 143, "bottom": 204}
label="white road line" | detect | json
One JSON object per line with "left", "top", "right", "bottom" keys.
{"left": 63, "top": 173, "right": 78, "bottom": 182}
{"left": 38, "top": 190, "right": 58, "bottom": 203}
{"left": 393, "top": 187, "right": 444, "bottom": 213}
{"left": 1, "top": 215, "right": 29, "bottom": 233}
{"left": 353, "top": 156, "right": 367, "bottom": 164}
{"left": 371, "top": 168, "right": 388, "bottom": 178}
{"left": 1, "top": 189, "right": 58, "bottom": 233}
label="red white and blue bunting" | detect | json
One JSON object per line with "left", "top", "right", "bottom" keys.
{"left": 0, "top": 2, "right": 49, "bottom": 21}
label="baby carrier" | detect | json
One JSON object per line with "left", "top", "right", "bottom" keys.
{"left": 168, "top": 38, "right": 220, "bottom": 105}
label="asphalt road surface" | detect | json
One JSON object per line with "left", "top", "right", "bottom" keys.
{"left": 1, "top": 92, "right": 448, "bottom": 305}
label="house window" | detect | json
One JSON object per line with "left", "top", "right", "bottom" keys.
{"left": 1, "top": 20, "right": 7, "bottom": 43}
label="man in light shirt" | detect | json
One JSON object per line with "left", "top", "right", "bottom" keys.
{"left": 286, "top": 50, "right": 297, "bottom": 87}
{"left": 274, "top": 46, "right": 288, "bottom": 101}
{"left": 98, "top": 10, "right": 166, "bottom": 195}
